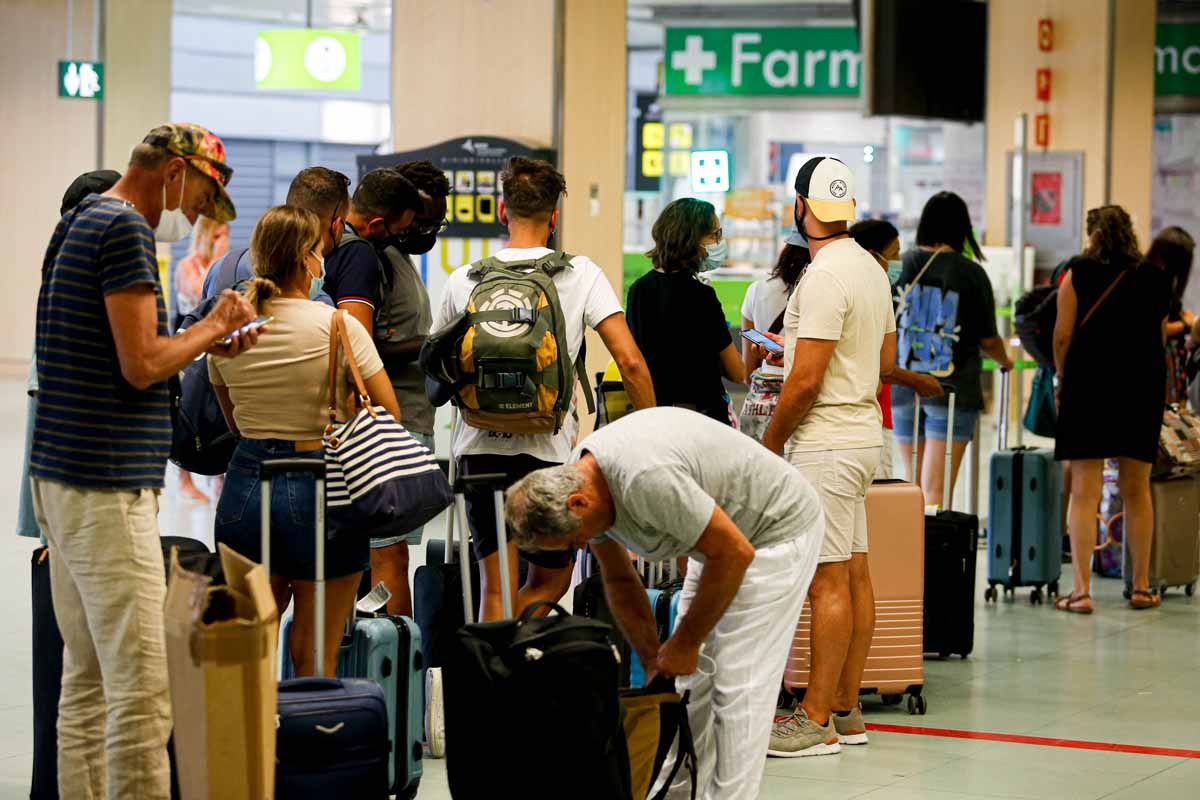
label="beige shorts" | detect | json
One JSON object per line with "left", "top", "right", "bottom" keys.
{"left": 787, "top": 446, "right": 881, "bottom": 563}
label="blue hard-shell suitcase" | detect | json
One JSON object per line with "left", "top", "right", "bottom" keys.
{"left": 281, "top": 612, "right": 424, "bottom": 796}
{"left": 985, "top": 372, "right": 1063, "bottom": 603}
{"left": 260, "top": 459, "right": 390, "bottom": 799}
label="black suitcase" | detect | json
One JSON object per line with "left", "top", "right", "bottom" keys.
{"left": 912, "top": 392, "right": 979, "bottom": 659}
{"left": 30, "top": 537, "right": 213, "bottom": 800}
{"left": 444, "top": 473, "right": 632, "bottom": 800}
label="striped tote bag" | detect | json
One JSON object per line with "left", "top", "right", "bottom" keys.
{"left": 324, "top": 311, "right": 453, "bottom": 538}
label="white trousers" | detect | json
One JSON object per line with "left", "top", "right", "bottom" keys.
{"left": 667, "top": 530, "right": 822, "bottom": 800}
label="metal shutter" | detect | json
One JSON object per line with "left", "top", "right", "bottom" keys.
{"left": 311, "top": 143, "right": 380, "bottom": 194}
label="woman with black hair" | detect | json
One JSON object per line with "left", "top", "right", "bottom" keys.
{"left": 1055, "top": 207, "right": 1170, "bottom": 612}
{"left": 740, "top": 233, "right": 810, "bottom": 376}
{"left": 892, "top": 192, "right": 1011, "bottom": 505}
{"left": 627, "top": 198, "right": 745, "bottom": 424}
{"left": 1146, "top": 226, "right": 1196, "bottom": 406}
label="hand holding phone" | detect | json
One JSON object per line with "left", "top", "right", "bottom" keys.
{"left": 741, "top": 328, "right": 784, "bottom": 356}
{"left": 218, "top": 315, "right": 273, "bottom": 347}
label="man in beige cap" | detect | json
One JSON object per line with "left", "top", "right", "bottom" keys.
{"left": 763, "top": 155, "right": 897, "bottom": 758}
{"left": 31, "top": 123, "right": 258, "bottom": 798}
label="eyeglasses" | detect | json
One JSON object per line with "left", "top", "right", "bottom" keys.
{"left": 410, "top": 217, "right": 450, "bottom": 237}
{"left": 709, "top": 227, "right": 723, "bottom": 243}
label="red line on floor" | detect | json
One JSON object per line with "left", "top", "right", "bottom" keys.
{"left": 866, "top": 723, "right": 1200, "bottom": 759}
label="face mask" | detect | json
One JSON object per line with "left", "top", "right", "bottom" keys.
{"left": 397, "top": 232, "right": 438, "bottom": 255}
{"left": 887, "top": 260, "right": 903, "bottom": 285}
{"left": 307, "top": 252, "right": 326, "bottom": 300}
{"left": 155, "top": 169, "right": 193, "bottom": 244}
{"left": 700, "top": 239, "right": 729, "bottom": 272}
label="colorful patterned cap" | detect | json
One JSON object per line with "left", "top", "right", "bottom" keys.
{"left": 142, "top": 123, "right": 236, "bottom": 222}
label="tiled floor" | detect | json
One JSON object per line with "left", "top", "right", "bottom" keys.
{"left": 1, "top": 374, "right": 1198, "bottom": 799}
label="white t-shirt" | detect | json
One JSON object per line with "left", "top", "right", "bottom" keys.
{"left": 431, "top": 247, "right": 623, "bottom": 463}
{"left": 578, "top": 407, "right": 824, "bottom": 560}
{"left": 782, "top": 238, "right": 896, "bottom": 453}
{"left": 741, "top": 276, "right": 790, "bottom": 331}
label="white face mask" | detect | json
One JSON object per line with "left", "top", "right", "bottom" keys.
{"left": 155, "top": 169, "right": 193, "bottom": 243}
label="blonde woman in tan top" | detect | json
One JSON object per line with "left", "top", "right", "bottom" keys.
{"left": 209, "top": 205, "right": 401, "bottom": 677}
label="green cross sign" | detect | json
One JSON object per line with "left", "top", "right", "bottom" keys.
{"left": 58, "top": 60, "right": 104, "bottom": 100}
{"left": 665, "top": 27, "right": 861, "bottom": 97}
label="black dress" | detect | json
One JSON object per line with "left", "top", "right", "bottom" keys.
{"left": 1055, "top": 256, "right": 1169, "bottom": 463}
{"left": 625, "top": 269, "right": 733, "bottom": 424}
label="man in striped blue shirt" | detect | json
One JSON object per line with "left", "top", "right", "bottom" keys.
{"left": 31, "top": 123, "right": 259, "bottom": 800}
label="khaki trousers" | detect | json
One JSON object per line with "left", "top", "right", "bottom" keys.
{"left": 32, "top": 478, "right": 172, "bottom": 800}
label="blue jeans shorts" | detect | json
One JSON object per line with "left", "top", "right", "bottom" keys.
{"left": 216, "top": 438, "right": 368, "bottom": 580}
{"left": 370, "top": 430, "right": 435, "bottom": 549}
{"left": 891, "top": 386, "right": 979, "bottom": 445}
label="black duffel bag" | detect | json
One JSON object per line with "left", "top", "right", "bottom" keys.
{"left": 444, "top": 600, "right": 632, "bottom": 799}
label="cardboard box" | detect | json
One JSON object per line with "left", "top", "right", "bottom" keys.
{"left": 164, "top": 543, "right": 278, "bottom": 800}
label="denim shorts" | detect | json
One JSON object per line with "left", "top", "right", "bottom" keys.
{"left": 370, "top": 430, "right": 435, "bottom": 550}
{"left": 215, "top": 438, "right": 368, "bottom": 580}
{"left": 891, "top": 387, "right": 979, "bottom": 444}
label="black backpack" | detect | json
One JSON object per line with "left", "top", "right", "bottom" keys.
{"left": 1013, "top": 259, "right": 1072, "bottom": 371}
{"left": 167, "top": 249, "right": 246, "bottom": 475}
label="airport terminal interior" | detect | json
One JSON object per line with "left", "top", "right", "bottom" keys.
{"left": 3, "top": 0, "right": 1200, "bottom": 798}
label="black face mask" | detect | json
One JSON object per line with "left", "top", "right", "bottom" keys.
{"left": 395, "top": 232, "right": 438, "bottom": 255}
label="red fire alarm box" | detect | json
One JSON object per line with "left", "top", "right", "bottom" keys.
{"left": 1038, "top": 19, "right": 1054, "bottom": 51}
{"left": 1037, "top": 69, "right": 1052, "bottom": 102}
{"left": 1035, "top": 114, "right": 1051, "bottom": 147}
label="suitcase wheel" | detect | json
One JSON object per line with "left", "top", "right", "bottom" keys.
{"left": 984, "top": 585, "right": 998, "bottom": 603}
{"left": 880, "top": 694, "right": 902, "bottom": 707}
{"left": 906, "top": 694, "right": 927, "bottom": 715}
{"left": 1029, "top": 587, "right": 1044, "bottom": 606}
{"left": 1187, "top": 583, "right": 1195, "bottom": 597}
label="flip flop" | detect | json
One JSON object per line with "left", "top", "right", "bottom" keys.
{"left": 1129, "top": 589, "right": 1160, "bottom": 610}
{"left": 1053, "top": 593, "right": 1093, "bottom": 614}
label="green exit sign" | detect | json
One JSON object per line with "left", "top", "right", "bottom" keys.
{"left": 58, "top": 60, "right": 104, "bottom": 100}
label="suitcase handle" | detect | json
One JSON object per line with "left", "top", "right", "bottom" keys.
{"left": 260, "top": 457, "right": 328, "bottom": 676}
{"left": 259, "top": 458, "right": 326, "bottom": 479}
{"left": 454, "top": 472, "right": 508, "bottom": 491}
{"left": 998, "top": 368, "right": 1011, "bottom": 452}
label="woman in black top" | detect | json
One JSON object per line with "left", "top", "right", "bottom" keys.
{"left": 1054, "top": 206, "right": 1170, "bottom": 612}
{"left": 1146, "top": 227, "right": 1196, "bottom": 405}
{"left": 627, "top": 198, "right": 745, "bottom": 424}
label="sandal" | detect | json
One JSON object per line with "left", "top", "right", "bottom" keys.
{"left": 1129, "top": 589, "right": 1160, "bottom": 610}
{"left": 1053, "top": 593, "right": 1094, "bottom": 614}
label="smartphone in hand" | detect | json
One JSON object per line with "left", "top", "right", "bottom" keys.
{"left": 741, "top": 328, "right": 784, "bottom": 356}
{"left": 217, "top": 315, "right": 273, "bottom": 347}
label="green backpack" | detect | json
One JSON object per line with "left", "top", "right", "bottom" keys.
{"left": 456, "top": 252, "right": 594, "bottom": 434}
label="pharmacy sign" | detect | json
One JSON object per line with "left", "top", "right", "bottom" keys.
{"left": 665, "top": 27, "right": 860, "bottom": 97}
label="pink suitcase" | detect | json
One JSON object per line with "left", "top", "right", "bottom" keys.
{"left": 783, "top": 479, "right": 927, "bottom": 714}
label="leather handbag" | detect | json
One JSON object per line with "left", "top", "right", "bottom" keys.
{"left": 323, "top": 310, "right": 453, "bottom": 538}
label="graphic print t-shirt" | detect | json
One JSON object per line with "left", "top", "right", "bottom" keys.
{"left": 894, "top": 249, "right": 999, "bottom": 410}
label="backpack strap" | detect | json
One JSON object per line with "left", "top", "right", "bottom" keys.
{"left": 212, "top": 248, "right": 249, "bottom": 294}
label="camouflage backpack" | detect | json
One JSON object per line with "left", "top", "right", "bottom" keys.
{"left": 455, "top": 252, "right": 594, "bottom": 434}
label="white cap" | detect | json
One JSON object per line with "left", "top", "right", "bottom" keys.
{"left": 794, "top": 156, "right": 856, "bottom": 223}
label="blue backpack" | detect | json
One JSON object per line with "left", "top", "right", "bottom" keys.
{"left": 168, "top": 248, "right": 247, "bottom": 475}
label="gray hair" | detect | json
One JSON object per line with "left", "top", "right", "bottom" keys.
{"left": 505, "top": 465, "right": 584, "bottom": 552}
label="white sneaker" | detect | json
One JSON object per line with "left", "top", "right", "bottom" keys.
{"left": 425, "top": 667, "right": 445, "bottom": 758}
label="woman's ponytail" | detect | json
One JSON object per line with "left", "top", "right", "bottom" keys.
{"left": 244, "top": 277, "right": 279, "bottom": 316}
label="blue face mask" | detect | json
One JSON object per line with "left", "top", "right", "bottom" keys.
{"left": 887, "top": 260, "right": 903, "bottom": 285}
{"left": 307, "top": 253, "right": 326, "bottom": 300}
{"left": 700, "top": 239, "right": 729, "bottom": 272}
